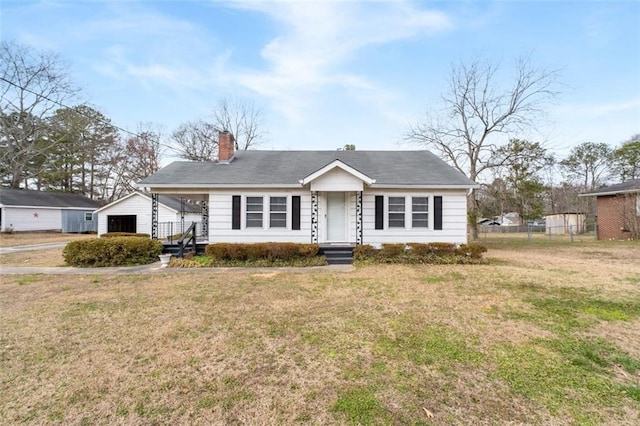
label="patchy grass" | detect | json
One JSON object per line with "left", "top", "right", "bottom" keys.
{"left": 0, "top": 232, "right": 94, "bottom": 247}
{"left": 0, "top": 248, "right": 66, "bottom": 267}
{"left": 0, "top": 239, "right": 639, "bottom": 424}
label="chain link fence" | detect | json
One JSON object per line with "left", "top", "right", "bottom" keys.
{"left": 478, "top": 223, "right": 598, "bottom": 243}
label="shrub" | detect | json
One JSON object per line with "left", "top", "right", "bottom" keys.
{"left": 380, "top": 244, "right": 406, "bottom": 257}
{"left": 64, "top": 237, "right": 162, "bottom": 267}
{"left": 205, "top": 242, "right": 320, "bottom": 261}
{"left": 354, "top": 242, "right": 487, "bottom": 265}
{"left": 407, "top": 243, "right": 430, "bottom": 256}
{"left": 353, "top": 244, "right": 378, "bottom": 259}
{"left": 102, "top": 232, "right": 151, "bottom": 238}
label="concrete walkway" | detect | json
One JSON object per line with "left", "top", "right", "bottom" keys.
{"left": 0, "top": 263, "right": 355, "bottom": 275}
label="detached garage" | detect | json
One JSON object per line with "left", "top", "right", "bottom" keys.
{"left": 0, "top": 188, "right": 101, "bottom": 233}
{"left": 94, "top": 192, "right": 202, "bottom": 238}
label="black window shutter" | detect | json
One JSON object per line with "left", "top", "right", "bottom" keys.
{"left": 292, "top": 196, "right": 301, "bottom": 230}
{"left": 232, "top": 195, "right": 241, "bottom": 229}
{"left": 434, "top": 196, "right": 443, "bottom": 230}
{"left": 375, "top": 196, "right": 384, "bottom": 230}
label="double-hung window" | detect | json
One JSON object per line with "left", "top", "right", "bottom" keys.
{"left": 270, "top": 196, "right": 287, "bottom": 228}
{"left": 84, "top": 212, "right": 93, "bottom": 221}
{"left": 388, "top": 197, "right": 405, "bottom": 228}
{"left": 246, "top": 196, "right": 263, "bottom": 228}
{"left": 412, "top": 197, "right": 429, "bottom": 228}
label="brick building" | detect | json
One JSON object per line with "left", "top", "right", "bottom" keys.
{"left": 581, "top": 180, "right": 640, "bottom": 240}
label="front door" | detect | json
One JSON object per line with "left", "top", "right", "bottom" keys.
{"left": 326, "top": 192, "right": 346, "bottom": 241}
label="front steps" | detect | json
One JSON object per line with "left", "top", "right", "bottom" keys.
{"left": 162, "top": 242, "right": 207, "bottom": 256}
{"left": 319, "top": 245, "right": 355, "bottom": 265}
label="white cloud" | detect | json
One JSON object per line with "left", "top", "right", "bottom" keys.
{"left": 224, "top": 0, "right": 453, "bottom": 121}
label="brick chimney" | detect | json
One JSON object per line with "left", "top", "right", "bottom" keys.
{"left": 218, "top": 130, "right": 235, "bottom": 163}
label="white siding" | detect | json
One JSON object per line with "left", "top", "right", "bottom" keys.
{"left": 96, "top": 194, "right": 183, "bottom": 236}
{"left": 208, "top": 189, "right": 312, "bottom": 243}
{"left": 3, "top": 207, "right": 62, "bottom": 232}
{"left": 205, "top": 188, "right": 468, "bottom": 245}
{"left": 362, "top": 189, "right": 468, "bottom": 247}
{"left": 310, "top": 168, "right": 364, "bottom": 191}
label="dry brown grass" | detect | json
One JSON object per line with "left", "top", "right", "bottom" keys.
{"left": 0, "top": 248, "right": 66, "bottom": 267}
{"left": 1, "top": 240, "right": 639, "bottom": 424}
{"left": 0, "top": 232, "right": 94, "bottom": 247}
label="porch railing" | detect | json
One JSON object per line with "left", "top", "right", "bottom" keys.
{"left": 158, "top": 221, "right": 204, "bottom": 243}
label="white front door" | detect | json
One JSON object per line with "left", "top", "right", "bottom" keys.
{"left": 326, "top": 192, "right": 346, "bottom": 241}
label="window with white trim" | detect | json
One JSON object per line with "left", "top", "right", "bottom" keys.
{"left": 412, "top": 197, "right": 429, "bottom": 227}
{"left": 270, "top": 196, "right": 287, "bottom": 228}
{"left": 388, "top": 197, "right": 405, "bottom": 228}
{"left": 84, "top": 212, "right": 93, "bottom": 221}
{"left": 246, "top": 196, "right": 263, "bottom": 227}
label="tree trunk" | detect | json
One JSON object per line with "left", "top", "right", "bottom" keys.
{"left": 467, "top": 190, "right": 479, "bottom": 240}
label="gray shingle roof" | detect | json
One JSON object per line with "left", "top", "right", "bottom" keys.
{"left": 0, "top": 188, "right": 103, "bottom": 209}
{"left": 138, "top": 150, "right": 476, "bottom": 187}
{"left": 581, "top": 179, "right": 640, "bottom": 196}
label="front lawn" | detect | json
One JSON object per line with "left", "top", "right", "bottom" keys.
{"left": 1, "top": 240, "right": 639, "bottom": 424}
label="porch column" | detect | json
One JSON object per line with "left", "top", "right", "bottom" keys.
{"left": 311, "top": 191, "right": 318, "bottom": 244}
{"left": 356, "top": 191, "right": 363, "bottom": 245}
{"left": 151, "top": 193, "right": 158, "bottom": 239}
{"left": 201, "top": 199, "right": 209, "bottom": 239}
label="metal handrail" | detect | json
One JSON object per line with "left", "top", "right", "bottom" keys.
{"left": 177, "top": 221, "right": 197, "bottom": 258}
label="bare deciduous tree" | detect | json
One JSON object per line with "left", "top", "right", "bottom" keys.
{"left": 0, "top": 40, "right": 79, "bottom": 188}
{"left": 172, "top": 120, "right": 218, "bottom": 161}
{"left": 407, "top": 56, "right": 560, "bottom": 239}
{"left": 211, "top": 97, "right": 265, "bottom": 151}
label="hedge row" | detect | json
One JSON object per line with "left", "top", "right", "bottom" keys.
{"left": 63, "top": 237, "right": 163, "bottom": 267}
{"left": 205, "top": 242, "right": 319, "bottom": 261}
{"left": 354, "top": 242, "right": 487, "bottom": 264}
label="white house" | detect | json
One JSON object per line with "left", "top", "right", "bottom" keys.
{"left": 136, "top": 132, "right": 477, "bottom": 248}
{"left": 94, "top": 192, "right": 202, "bottom": 238}
{"left": 0, "top": 188, "right": 101, "bottom": 233}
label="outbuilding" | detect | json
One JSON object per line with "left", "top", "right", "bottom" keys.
{"left": 0, "top": 188, "right": 101, "bottom": 233}
{"left": 94, "top": 191, "right": 202, "bottom": 238}
{"left": 545, "top": 213, "right": 587, "bottom": 235}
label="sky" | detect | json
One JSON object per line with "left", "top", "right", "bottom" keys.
{"left": 1, "top": 0, "right": 639, "bottom": 165}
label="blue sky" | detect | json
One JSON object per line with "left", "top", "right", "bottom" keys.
{"left": 2, "top": 0, "right": 639, "bottom": 163}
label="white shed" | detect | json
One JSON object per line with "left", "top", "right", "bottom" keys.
{"left": 545, "top": 213, "right": 586, "bottom": 235}
{"left": 94, "top": 192, "right": 202, "bottom": 237}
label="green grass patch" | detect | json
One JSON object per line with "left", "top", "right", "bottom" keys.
{"left": 494, "top": 343, "right": 619, "bottom": 422}
{"left": 15, "top": 276, "right": 38, "bottom": 285}
{"left": 542, "top": 337, "right": 640, "bottom": 375}
{"left": 332, "top": 387, "right": 389, "bottom": 425}
{"left": 376, "top": 325, "right": 484, "bottom": 369}
{"left": 527, "top": 296, "right": 640, "bottom": 332}
{"left": 621, "top": 385, "right": 640, "bottom": 402}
